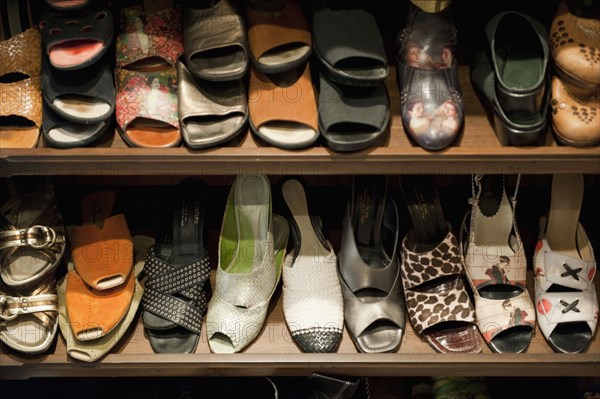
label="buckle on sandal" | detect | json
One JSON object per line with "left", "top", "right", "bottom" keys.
{"left": 20, "top": 225, "right": 57, "bottom": 249}
{"left": 0, "top": 296, "right": 18, "bottom": 321}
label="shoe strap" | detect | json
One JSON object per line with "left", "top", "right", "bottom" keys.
{"left": 0, "top": 293, "right": 58, "bottom": 320}
{"left": 144, "top": 246, "right": 211, "bottom": 300}
{"left": 537, "top": 290, "right": 598, "bottom": 324}
{"left": 0, "top": 275, "right": 58, "bottom": 332}
{"left": 142, "top": 288, "right": 206, "bottom": 335}
{"left": 0, "top": 225, "right": 64, "bottom": 251}
{"left": 542, "top": 250, "right": 596, "bottom": 290}
{"left": 471, "top": 174, "right": 521, "bottom": 206}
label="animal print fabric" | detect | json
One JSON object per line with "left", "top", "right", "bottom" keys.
{"left": 401, "top": 230, "right": 475, "bottom": 334}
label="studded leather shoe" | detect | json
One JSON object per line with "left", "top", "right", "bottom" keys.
{"left": 550, "top": 0, "right": 600, "bottom": 88}
{"left": 551, "top": 75, "right": 600, "bottom": 146}
{"left": 395, "top": 2, "right": 463, "bottom": 151}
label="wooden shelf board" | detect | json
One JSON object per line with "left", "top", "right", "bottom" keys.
{"left": 2, "top": 280, "right": 598, "bottom": 379}
{"left": 2, "top": 67, "right": 598, "bottom": 177}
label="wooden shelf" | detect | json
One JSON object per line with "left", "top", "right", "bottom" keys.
{"left": 2, "top": 271, "right": 599, "bottom": 379}
{"left": 2, "top": 67, "right": 598, "bottom": 178}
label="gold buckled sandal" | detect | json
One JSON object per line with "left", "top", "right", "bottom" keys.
{"left": 0, "top": 177, "right": 66, "bottom": 290}
{"left": 0, "top": 274, "right": 58, "bottom": 355}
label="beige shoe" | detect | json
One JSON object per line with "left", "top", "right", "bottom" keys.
{"left": 550, "top": 75, "right": 600, "bottom": 147}
{"left": 550, "top": 0, "right": 600, "bottom": 87}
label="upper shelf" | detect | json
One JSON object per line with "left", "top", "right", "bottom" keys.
{"left": 1, "top": 67, "right": 599, "bottom": 177}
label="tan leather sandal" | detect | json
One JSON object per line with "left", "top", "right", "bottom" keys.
{"left": 0, "top": 28, "right": 43, "bottom": 148}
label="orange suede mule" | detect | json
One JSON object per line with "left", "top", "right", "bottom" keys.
{"left": 69, "top": 191, "right": 133, "bottom": 291}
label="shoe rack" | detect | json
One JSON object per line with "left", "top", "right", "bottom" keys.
{"left": 1, "top": 0, "right": 599, "bottom": 382}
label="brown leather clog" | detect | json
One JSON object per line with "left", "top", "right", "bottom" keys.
{"left": 550, "top": 75, "right": 599, "bottom": 147}
{"left": 550, "top": 0, "right": 600, "bottom": 88}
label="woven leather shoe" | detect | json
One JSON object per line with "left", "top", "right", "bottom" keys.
{"left": 550, "top": 0, "right": 600, "bottom": 88}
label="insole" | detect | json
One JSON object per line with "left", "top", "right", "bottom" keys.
{"left": 489, "top": 325, "right": 532, "bottom": 353}
{"left": 47, "top": 121, "right": 106, "bottom": 143}
{"left": 473, "top": 175, "right": 512, "bottom": 250}
{"left": 260, "top": 122, "right": 316, "bottom": 144}
{"left": 549, "top": 323, "right": 592, "bottom": 353}
{"left": 225, "top": 176, "right": 268, "bottom": 274}
{"left": 351, "top": 176, "right": 394, "bottom": 305}
{"left": 2, "top": 315, "right": 53, "bottom": 350}
{"left": 0, "top": 127, "right": 39, "bottom": 148}
{"left": 54, "top": 96, "right": 111, "bottom": 120}
{"left": 190, "top": 46, "right": 246, "bottom": 75}
{"left": 126, "top": 119, "right": 180, "bottom": 147}
{"left": 184, "top": 114, "right": 244, "bottom": 137}
{"left": 500, "top": 46, "right": 540, "bottom": 89}
{"left": 124, "top": 57, "right": 171, "bottom": 72}
{"left": 545, "top": 174, "right": 583, "bottom": 259}
{"left": 260, "top": 45, "right": 310, "bottom": 66}
{"left": 282, "top": 179, "right": 329, "bottom": 268}
{"left": 335, "top": 57, "right": 387, "bottom": 78}
{"left": 48, "top": 0, "right": 88, "bottom": 8}
{"left": 49, "top": 40, "right": 103, "bottom": 69}
{"left": 472, "top": 175, "right": 522, "bottom": 299}
{"left": 400, "top": 175, "right": 448, "bottom": 252}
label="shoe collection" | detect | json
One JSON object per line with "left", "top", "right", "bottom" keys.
{"left": 2, "top": 0, "right": 597, "bottom": 150}
{"left": 1, "top": 173, "right": 597, "bottom": 359}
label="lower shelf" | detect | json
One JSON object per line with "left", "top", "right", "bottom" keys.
{"left": 1, "top": 281, "right": 598, "bottom": 379}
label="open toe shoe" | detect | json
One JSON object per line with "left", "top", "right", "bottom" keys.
{"left": 141, "top": 178, "right": 212, "bottom": 354}
{"left": 69, "top": 190, "right": 133, "bottom": 291}
{"left": 246, "top": 0, "right": 312, "bottom": 74}
{"left": 183, "top": 0, "right": 248, "bottom": 81}
{"left": 206, "top": 175, "right": 289, "bottom": 353}
{"left": 534, "top": 174, "right": 598, "bottom": 353}
{"left": 338, "top": 175, "right": 406, "bottom": 353}
{"left": 0, "top": 28, "right": 43, "bottom": 148}
{"left": 461, "top": 174, "right": 535, "bottom": 353}
{"left": 177, "top": 61, "right": 248, "bottom": 149}
{"left": 248, "top": 65, "right": 319, "bottom": 149}
{"left": 57, "top": 235, "right": 151, "bottom": 361}
{"left": 115, "top": 7, "right": 184, "bottom": 148}
{"left": 311, "top": 0, "right": 388, "bottom": 86}
{"left": 39, "top": 9, "right": 114, "bottom": 71}
{"left": 279, "top": 177, "right": 343, "bottom": 353}
{"left": 400, "top": 175, "right": 481, "bottom": 354}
